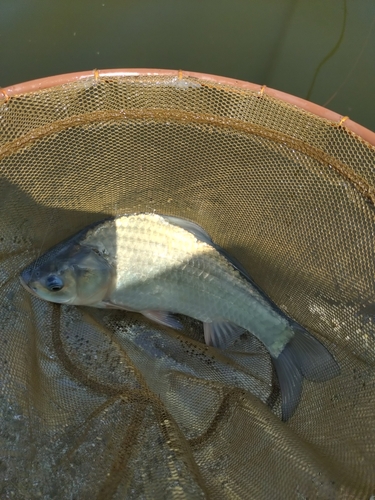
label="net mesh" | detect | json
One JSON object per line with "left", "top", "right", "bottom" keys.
{"left": 1, "top": 73, "right": 375, "bottom": 499}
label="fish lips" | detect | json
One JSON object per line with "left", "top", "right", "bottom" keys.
{"left": 19, "top": 273, "right": 40, "bottom": 298}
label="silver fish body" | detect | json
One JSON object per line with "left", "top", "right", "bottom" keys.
{"left": 20, "top": 213, "right": 339, "bottom": 420}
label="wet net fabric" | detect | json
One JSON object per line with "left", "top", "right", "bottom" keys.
{"left": 0, "top": 74, "right": 375, "bottom": 498}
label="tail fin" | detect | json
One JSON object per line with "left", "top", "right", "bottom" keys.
{"left": 272, "top": 325, "right": 340, "bottom": 421}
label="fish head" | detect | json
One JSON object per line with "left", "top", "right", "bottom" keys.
{"left": 20, "top": 243, "right": 113, "bottom": 306}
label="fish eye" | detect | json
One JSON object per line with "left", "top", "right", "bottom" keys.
{"left": 46, "top": 275, "right": 64, "bottom": 292}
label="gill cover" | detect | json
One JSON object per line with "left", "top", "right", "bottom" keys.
{"left": 69, "top": 245, "right": 114, "bottom": 304}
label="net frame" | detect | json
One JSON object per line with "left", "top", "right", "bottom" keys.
{"left": 2, "top": 68, "right": 374, "bottom": 146}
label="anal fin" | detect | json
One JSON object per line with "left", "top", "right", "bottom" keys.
{"left": 204, "top": 320, "right": 245, "bottom": 349}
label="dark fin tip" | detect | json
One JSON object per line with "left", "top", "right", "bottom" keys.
{"left": 290, "top": 325, "right": 340, "bottom": 382}
{"left": 273, "top": 326, "right": 340, "bottom": 421}
{"left": 272, "top": 343, "right": 304, "bottom": 421}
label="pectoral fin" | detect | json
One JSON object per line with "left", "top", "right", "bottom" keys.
{"left": 141, "top": 310, "right": 183, "bottom": 330}
{"left": 203, "top": 320, "right": 245, "bottom": 349}
{"left": 96, "top": 300, "right": 137, "bottom": 311}
{"left": 91, "top": 301, "right": 183, "bottom": 330}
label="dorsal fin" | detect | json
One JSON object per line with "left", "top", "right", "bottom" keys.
{"left": 161, "top": 215, "right": 214, "bottom": 245}
{"left": 161, "top": 215, "right": 256, "bottom": 281}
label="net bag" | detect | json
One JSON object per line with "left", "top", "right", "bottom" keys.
{"left": 1, "top": 69, "right": 375, "bottom": 499}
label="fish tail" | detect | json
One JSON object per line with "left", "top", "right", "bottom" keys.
{"left": 272, "top": 324, "right": 340, "bottom": 421}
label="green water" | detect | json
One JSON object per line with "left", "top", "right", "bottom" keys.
{"left": 1, "top": 0, "right": 374, "bottom": 131}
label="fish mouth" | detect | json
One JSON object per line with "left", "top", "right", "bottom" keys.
{"left": 19, "top": 276, "right": 40, "bottom": 298}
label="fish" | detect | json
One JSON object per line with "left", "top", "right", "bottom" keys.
{"left": 20, "top": 212, "right": 340, "bottom": 420}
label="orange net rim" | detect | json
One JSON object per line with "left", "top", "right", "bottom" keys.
{"left": 1, "top": 67, "right": 375, "bottom": 147}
